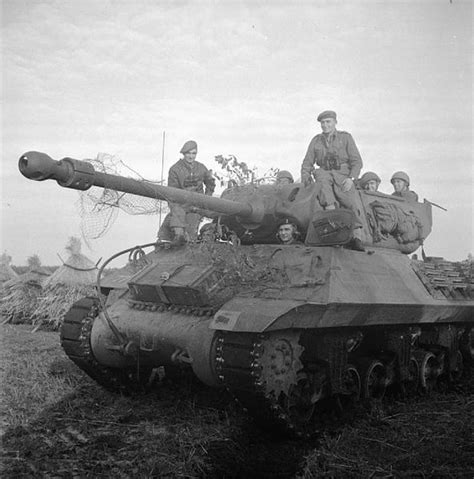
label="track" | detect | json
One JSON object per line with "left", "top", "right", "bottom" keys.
{"left": 60, "top": 297, "right": 152, "bottom": 393}
{"left": 214, "top": 330, "right": 327, "bottom": 438}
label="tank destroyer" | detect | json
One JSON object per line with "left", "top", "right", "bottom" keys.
{"left": 19, "top": 151, "right": 473, "bottom": 437}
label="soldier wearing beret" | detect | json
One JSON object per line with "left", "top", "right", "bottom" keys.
{"left": 276, "top": 219, "right": 302, "bottom": 245}
{"left": 300, "top": 110, "right": 365, "bottom": 250}
{"left": 158, "top": 140, "right": 216, "bottom": 243}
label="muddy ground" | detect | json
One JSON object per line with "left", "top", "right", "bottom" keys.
{"left": 0, "top": 324, "right": 473, "bottom": 478}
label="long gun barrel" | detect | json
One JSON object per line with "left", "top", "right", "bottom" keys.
{"left": 19, "top": 151, "right": 258, "bottom": 220}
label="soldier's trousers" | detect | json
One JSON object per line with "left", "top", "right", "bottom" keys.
{"left": 157, "top": 203, "right": 201, "bottom": 241}
{"left": 313, "top": 169, "right": 363, "bottom": 227}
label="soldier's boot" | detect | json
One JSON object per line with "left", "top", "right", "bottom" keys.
{"left": 350, "top": 227, "right": 365, "bottom": 252}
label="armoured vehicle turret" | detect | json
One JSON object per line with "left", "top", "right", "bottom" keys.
{"left": 19, "top": 151, "right": 474, "bottom": 437}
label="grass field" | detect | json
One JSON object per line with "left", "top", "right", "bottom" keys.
{"left": 1, "top": 323, "right": 473, "bottom": 478}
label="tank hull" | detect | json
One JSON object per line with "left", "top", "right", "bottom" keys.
{"left": 74, "top": 243, "right": 474, "bottom": 438}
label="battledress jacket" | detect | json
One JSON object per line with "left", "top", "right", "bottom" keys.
{"left": 163, "top": 158, "right": 216, "bottom": 234}
{"left": 392, "top": 190, "right": 419, "bottom": 202}
{"left": 168, "top": 158, "right": 215, "bottom": 195}
{"left": 301, "top": 130, "right": 363, "bottom": 181}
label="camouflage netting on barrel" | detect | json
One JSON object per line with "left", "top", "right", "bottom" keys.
{"left": 78, "top": 153, "right": 169, "bottom": 241}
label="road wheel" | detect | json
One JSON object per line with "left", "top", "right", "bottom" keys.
{"left": 359, "top": 359, "right": 387, "bottom": 400}
{"left": 415, "top": 350, "right": 440, "bottom": 393}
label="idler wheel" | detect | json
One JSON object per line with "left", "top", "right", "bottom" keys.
{"left": 415, "top": 350, "right": 441, "bottom": 392}
{"left": 358, "top": 359, "right": 387, "bottom": 400}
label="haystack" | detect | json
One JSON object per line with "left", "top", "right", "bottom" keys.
{"left": 20, "top": 267, "right": 51, "bottom": 285}
{"left": 0, "top": 253, "right": 49, "bottom": 324}
{"left": 0, "top": 273, "right": 43, "bottom": 325}
{"left": 0, "top": 252, "right": 18, "bottom": 283}
{"left": 33, "top": 238, "right": 98, "bottom": 329}
{"left": 45, "top": 237, "right": 98, "bottom": 287}
{"left": 0, "top": 280, "right": 42, "bottom": 324}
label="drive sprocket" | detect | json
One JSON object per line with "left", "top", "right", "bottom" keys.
{"left": 216, "top": 330, "right": 321, "bottom": 437}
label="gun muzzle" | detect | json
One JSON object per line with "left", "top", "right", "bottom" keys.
{"left": 19, "top": 151, "right": 95, "bottom": 190}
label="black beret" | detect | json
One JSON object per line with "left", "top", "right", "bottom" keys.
{"left": 317, "top": 110, "right": 337, "bottom": 122}
{"left": 278, "top": 218, "right": 297, "bottom": 227}
{"left": 180, "top": 140, "right": 198, "bottom": 154}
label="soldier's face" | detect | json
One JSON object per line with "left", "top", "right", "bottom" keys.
{"left": 365, "top": 180, "right": 378, "bottom": 192}
{"left": 184, "top": 149, "right": 197, "bottom": 163}
{"left": 277, "top": 177, "right": 292, "bottom": 185}
{"left": 392, "top": 179, "right": 407, "bottom": 193}
{"left": 201, "top": 230, "right": 215, "bottom": 243}
{"left": 320, "top": 118, "right": 337, "bottom": 134}
{"left": 278, "top": 224, "right": 294, "bottom": 244}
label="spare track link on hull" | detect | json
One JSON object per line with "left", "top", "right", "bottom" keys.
{"left": 215, "top": 330, "right": 313, "bottom": 438}
{"left": 60, "top": 297, "right": 152, "bottom": 393}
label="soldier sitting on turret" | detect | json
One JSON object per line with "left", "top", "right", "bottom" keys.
{"left": 158, "top": 140, "right": 216, "bottom": 243}
{"left": 276, "top": 219, "right": 302, "bottom": 245}
{"left": 358, "top": 171, "right": 381, "bottom": 192}
{"left": 390, "top": 171, "right": 419, "bottom": 202}
{"left": 300, "top": 110, "right": 365, "bottom": 251}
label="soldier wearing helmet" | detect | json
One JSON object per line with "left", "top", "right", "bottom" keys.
{"left": 158, "top": 140, "right": 216, "bottom": 243}
{"left": 276, "top": 170, "right": 294, "bottom": 185}
{"left": 276, "top": 219, "right": 302, "bottom": 245}
{"left": 390, "top": 171, "right": 419, "bottom": 202}
{"left": 358, "top": 171, "right": 381, "bottom": 192}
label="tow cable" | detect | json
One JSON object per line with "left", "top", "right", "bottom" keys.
{"left": 95, "top": 242, "right": 157, "bottom": 357}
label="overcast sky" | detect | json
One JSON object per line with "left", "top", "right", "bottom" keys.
{"left": 1, "top": 0, "right": 472, "bottom": 265}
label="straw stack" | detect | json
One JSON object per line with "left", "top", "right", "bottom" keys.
{"left": 33, "top": 237, "right": 98, "bottom": 329}
{"left": 0, "top": 254, "right": 46, "bottom": 324}
{"left": 0, "top": 252, "right": 18, "bottom": 283}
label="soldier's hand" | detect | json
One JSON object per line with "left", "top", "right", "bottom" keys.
{"left": 302, "top": 176, "right": 313, "bottom": 187}
{"left": 341, "top": 178, "right": 353, "bottom": 192}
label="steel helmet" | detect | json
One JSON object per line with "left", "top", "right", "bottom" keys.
{"left": 391, "top": 171, "right": 410, "bottom": 186}
{"left": 359, "top": 171, "right": 381, "bottom": 189}
{"left": 276, "top": 170, "right": 294, "bottom": 183}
